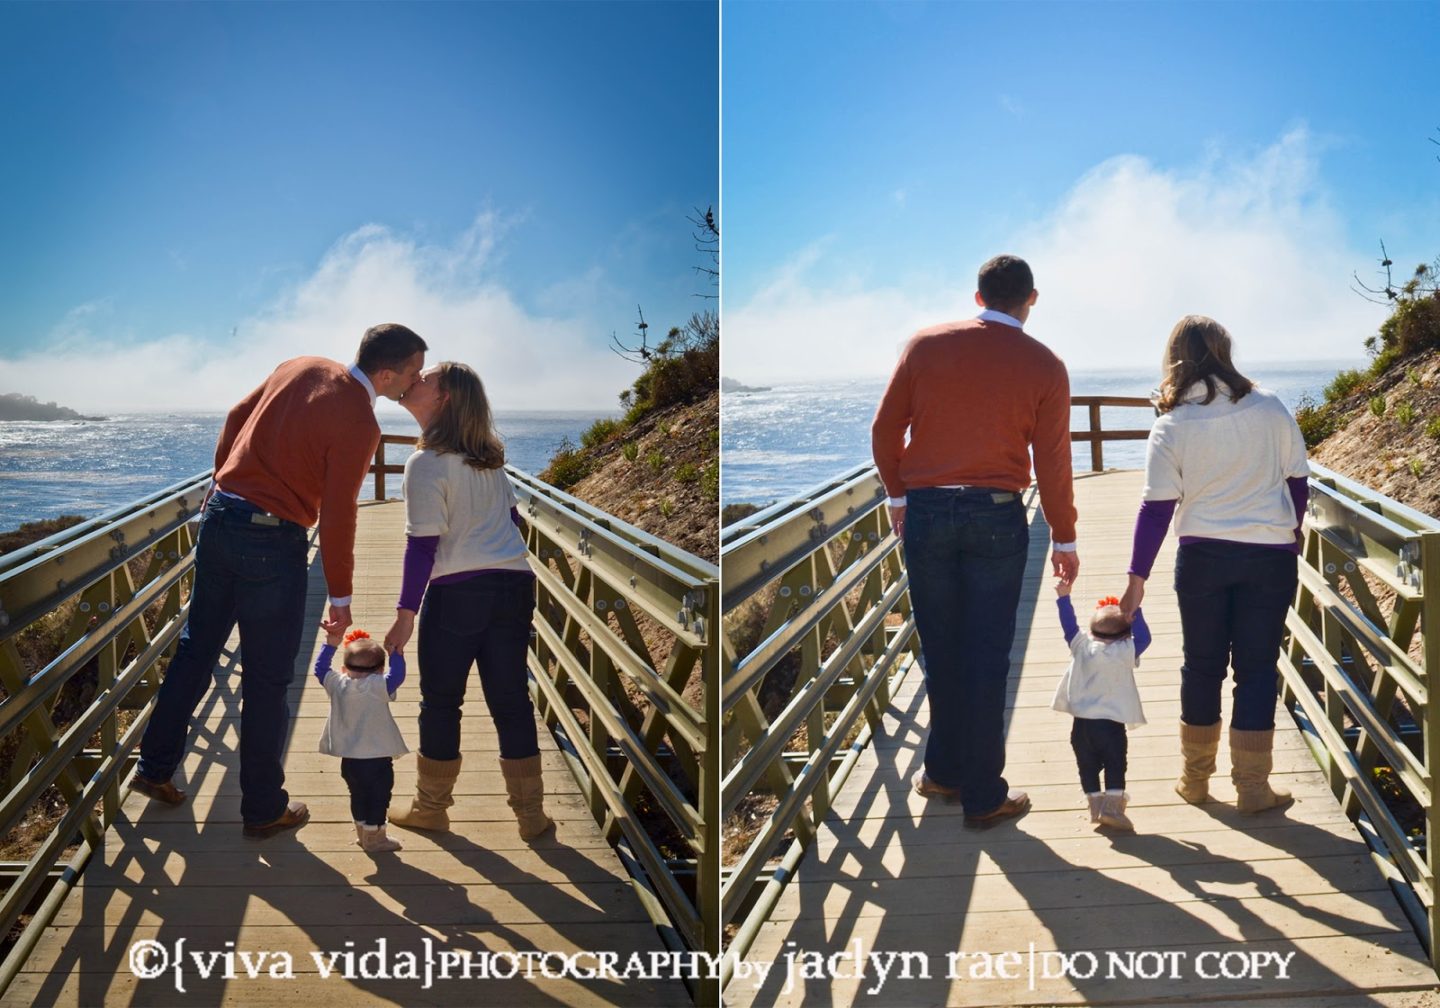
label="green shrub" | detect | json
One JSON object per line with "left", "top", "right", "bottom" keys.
{"left": 701, "top": 459, "right": 719, "bottom": 500}
{"left": 1408, "top": 368, "right": 1423, "bottom": 386}
{"left": 544, "top": 436, "right": 592, "bottom": 490}
{"left": 1295, "top": 396, "right": 1342, "bottom": 449}
{"left": 674, "top": 462, "right": 699, "bottom": 484}
{"left": 1395, "top": 400, "right": 1417, "bottom": 426}
{"left": 1426, "top": 417, "right": 1440, "bottom": 440}
{"left": 722, "top": 502, "right": 768, "bottom": 527}
{"left": 1408, "top": 458, "right": 1425, "bottom": 478}
{"left": 1322, "top": 369, "right": 1366, "bottom": 402}
{"left": 580, "top": 417, "right": 624, "bottom": 449}
{"left": 658, "top": 497, "right": 675, "bottom": 518}
{"left": 1369, "top": 395, "right": 1388, "bottom": 417}
{"left": 646, "top": 451, "right": 666, "bottom": 474}
{"left": 622, "top": 442, "right": 639, "bottom": 462}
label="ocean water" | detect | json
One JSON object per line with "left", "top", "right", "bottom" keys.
{"left": 0, "top": 410, "right": 608, "bottom": 532}
{"left": 720, "top": 363, "right": 1358, "bottom": 509}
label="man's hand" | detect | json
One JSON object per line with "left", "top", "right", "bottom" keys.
{"left": 1051, "top": 549, "right": 1079, "bottom": 585}
{"left": 1119, "top": 574, "right": 1146, "bottom": 620}
{"left": 320, "top": 603, "right": 352, "bottom": 637}
{"left": 888, "top": 504, "right": 906, "bottom": 540}
{"left": 385, "top": 609, "right": 417, "bottom": 655}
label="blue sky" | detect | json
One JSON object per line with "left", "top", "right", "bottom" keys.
{"left": 0, "top": 1, "right": 717, "bottom": 411}
{"left": 723, "top": 1, "right": 1440, "bottom": 381}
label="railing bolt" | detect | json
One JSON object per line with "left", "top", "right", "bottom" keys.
{"left": 98, "top": 602, "right": 111, "bottom": 613}
{"left": 79, "top": 602, "right": 91, "bottom": 613}
{"left": 800, "top": 585, "right": 812, "bottom": 597}
{"left": 1343, "top": 562, "right": 1355, "bottom": 573}
{"left": 779, "top": 586, "right": 792, "bottom": 598}
{"left": 1324, "top": 563, "right": 1337, "bottom": 574}
{"left": 597, "top": 600, "right": 608, "bottom": 611}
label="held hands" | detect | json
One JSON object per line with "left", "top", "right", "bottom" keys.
{"left": 1119, "top": 574, "right": 1146, "bottom": 620}
{"left": 1054, "top": 577, "right": 1072, "bottom": 598}
{"left": 1050, "top": 549, "right": 1079, "bottom": 585}
{"left": 384, "top": 609, "right": 416, "bottom": 656}
{"left": 324, "top": 627, "right": 343, "bottom": 648}
{"left": 320, "top": 603, "right": 352, "bottom": 638}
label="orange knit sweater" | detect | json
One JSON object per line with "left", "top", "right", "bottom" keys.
{"left": 213, "top": 357, "right": 380, "bottom": 598}
{"left": 871, "top": 319, "right": 1077, "bottom": 543}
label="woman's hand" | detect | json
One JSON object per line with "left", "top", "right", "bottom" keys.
{"left": 1119, "top": 574, "right": 1146, "bottom": 620}
{"left": 384, "top": 609, "right": 417, "bottom": 655}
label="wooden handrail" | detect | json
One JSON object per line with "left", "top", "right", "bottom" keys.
{"left": 1069, "top": 395, "right": 1156, "bottom": 472}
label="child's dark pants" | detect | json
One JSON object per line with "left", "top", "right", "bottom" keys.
{"left": 1071, "top": 717, "right": 1127, "bottom": 792}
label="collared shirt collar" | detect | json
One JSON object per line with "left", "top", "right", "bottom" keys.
{"left": 348, "top": 364, "right": 377, "bottom": 406}
{"left": 976, "top": 308, "right": 1024, "bottom": 330}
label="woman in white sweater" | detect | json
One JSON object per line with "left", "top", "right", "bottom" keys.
{"left": 1120, "top": 316, "right": 1310, "bottom": 814}
{"left": 383, "top": 362, "right": 552, "bottom": 841}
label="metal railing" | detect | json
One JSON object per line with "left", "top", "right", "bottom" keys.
{"left": 1281, "top": 460, "right": 1440, "bottom": 959}
{"left": 719, "top": 462, "right": 915, "bottom": 986}
{"left": 0, "top": 452, "right": 722, "bottom": 1003}
{"left": 0, "top": 472, "right": 211, "bottom": 991}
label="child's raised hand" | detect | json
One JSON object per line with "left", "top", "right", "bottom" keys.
{"left": 325, "top": 628, "right": 343, "bottom": 648}
{"left": 1054, "top": 577, "right": 1072, "bottom": 597}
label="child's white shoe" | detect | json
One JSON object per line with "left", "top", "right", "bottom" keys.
{"left": 1086, "top": 792, "right": 1104, "bottom": 824}
{"left": 1096, "top": 790, "right": 1133, "bottom": 832}
{"left": 356, "top": 821, "right": 402, "bottom": 853}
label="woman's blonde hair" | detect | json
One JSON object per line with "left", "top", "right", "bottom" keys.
{"left": 1155, "top": 315, "right": 1254, "bottom": 414}
{"left": 417, "top": 361, "right": 506, "bottom": 471}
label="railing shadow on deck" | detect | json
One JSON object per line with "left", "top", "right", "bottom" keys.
{"left": 0, "top": 439, "right": 720, "bottom": 1004}
{"left": 718, "top": 456, "right": 1440, "bottom": 995}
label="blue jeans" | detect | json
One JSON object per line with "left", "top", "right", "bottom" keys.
{"left": 1071, "top": 718, "right": 1127, "bottom": 792}
{"left": 903, "top": 487, "right": 1030, "bottom": 816}
{"left": 416, "top": 571, "right": 539, "bottom": 761}
{"left": 137, "top": 495, "right": 308, "bottom": 825}
{"left": 1175, "top": 540, "right": 1298, "bottom": 731}
{"left": 341, "top": 756, "right": 394, "bottom": 826}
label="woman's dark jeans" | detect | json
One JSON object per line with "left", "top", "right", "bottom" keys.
{"left": 903, "top": 486, "right": 1029, "bottom": 817}
{"left": 1175, "top": 540, "right": 1298, "bottom": 731}
{"left": 416, "top": 570, "right": 539, "bottom": 761}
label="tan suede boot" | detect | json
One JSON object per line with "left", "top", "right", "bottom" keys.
{"left": 1231, "top": 728, "right": 1294, "bottom": 813}
{"left": 1176, "top": 720, "right": 1222, "bottom": 803}
{"left": 1097, "top": 791, "right": 1134, "bottom": 831}
{"left": 389, "top": 755, "right": 462, "bottom": 831}
{"left": 500, "top": 755, "right": 554, "bottom": 840}
{"left": 358, "top": 823, "right": 403, "bottom": 853}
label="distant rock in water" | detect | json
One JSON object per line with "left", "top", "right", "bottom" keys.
{"left": 721, "top": 376, "right": 771, "bottom": 394}
{"left": 0, "top": 393, "right": 106, "bottom": 422}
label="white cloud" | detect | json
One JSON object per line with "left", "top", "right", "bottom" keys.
{"left": 4, "top": 214, "right": 637, "bottom": 413}
{"left": 726, "top": 127, "right": 1389, "bottom": 383}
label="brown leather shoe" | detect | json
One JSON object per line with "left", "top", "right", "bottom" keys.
{"left": 243, "top": 801, "right": 310, "bottom": 839}
{"left": 914, "top": 774, "right": 962, "bottom": 804}
{"left": 128, "top": 774, "right": 187, "bottom": 806}
{"left": 964, "top": 790, "right": 1030, "bottom": 829}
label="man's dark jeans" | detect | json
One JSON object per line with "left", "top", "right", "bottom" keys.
{"left": 1175, "top": 540, "right": 1298, "bottom": 731}
{"left": 136, "top": 495, "right": 308, "bottom": 825}
{"left": 903, "top": 486, "right": 1029, "bottom": 817}
{"left": 416, "top": 571, "right": 539, "bottom": 762}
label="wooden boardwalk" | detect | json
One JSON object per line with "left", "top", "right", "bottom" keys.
{"left": 8, "top": 501, "right": 688, "bottom": 1007}
{"left": 732, "top": 471, "right": 1440, "bottom": 1007}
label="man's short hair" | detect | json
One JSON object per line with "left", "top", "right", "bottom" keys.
{"left": 356, "top": 323, "right": 427, "bottom": 374}
{"left": 977, "top": 255, "right": 1035, "bottom": 314}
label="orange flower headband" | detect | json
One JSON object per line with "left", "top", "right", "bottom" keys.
{"left": 1096, "top": 596, "right": 1121, "bottom": 608}
{"left": 344, "top": 629, "right": 371, "bottom": 644}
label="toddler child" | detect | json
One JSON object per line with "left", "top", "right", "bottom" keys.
{"left": 316, "top": 628, "right": 409, "bottom": 852}
{"left": 1052, "top": 583, "right": 1150, "bottom": 831}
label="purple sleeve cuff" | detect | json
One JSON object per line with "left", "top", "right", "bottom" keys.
{"left": 314, "top": 643, "right": 336, "bottom": 684}
{"left": 1288, "top": 476, "right": 1309, "bottom": 542}
{"left": 1056, "top": 596, "right": 1079, "bottom": 645}
{"left": 398, "top": 535, "right": 440, "bottom": 613}
{"left": 1129, "top": 499, "right": 1177, "bottom": 579}
{"left": 1132, "top": 608, "right": 1152, "bottom": 657}
{"left": 385, "top": 651, "right": 406, "bottom": 694}
{"left": 510, "top": 505, "right": 523, "bottom": 528}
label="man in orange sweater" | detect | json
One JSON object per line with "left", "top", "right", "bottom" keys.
{"left": 872, "top": 255, "right": 1078, "bottom": 828}
{"left": 130, "top": 323, "right": 427, "bottom": 838}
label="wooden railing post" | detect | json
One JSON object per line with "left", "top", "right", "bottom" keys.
{"left": 373, "top": 439, "right": 387, "bottom": 500}
{"left": 1089, "top": 401, "right": 1104, "bottom": 471}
